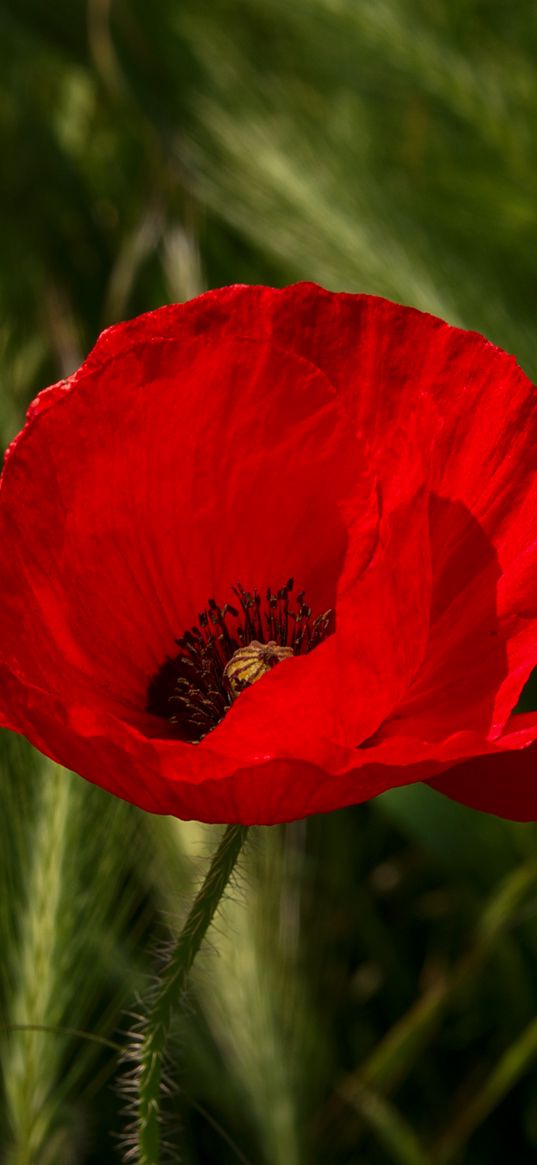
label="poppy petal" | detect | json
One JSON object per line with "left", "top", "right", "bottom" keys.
{"left": 428, "top": 713, "right": 537, "bottom": 821}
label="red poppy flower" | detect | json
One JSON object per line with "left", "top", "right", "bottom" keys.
{"left": 1, "top": 283, "right": 537, "bottom": 825}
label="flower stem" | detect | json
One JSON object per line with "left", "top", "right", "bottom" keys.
{"left": 137, "top": 823, "right": 249, "bottom": 1165}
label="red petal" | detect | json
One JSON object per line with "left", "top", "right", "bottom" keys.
{"left": 428, "top": 713, "right": 537, "bottom": 820}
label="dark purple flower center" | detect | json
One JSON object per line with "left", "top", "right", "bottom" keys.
{"left": 148, "top": 579, "right": 333, "bottom": 743}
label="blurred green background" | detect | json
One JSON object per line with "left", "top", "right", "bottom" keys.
{"left": 2, "top": 1, "right": 537, "bottom": 1162}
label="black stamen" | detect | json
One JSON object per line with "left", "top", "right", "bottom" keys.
{"left": 147, "top": 580, "right": 334, "bottom": 744}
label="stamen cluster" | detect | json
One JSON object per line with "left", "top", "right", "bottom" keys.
{"left": 148, "top": 579, "right": 333, "bottom": 743}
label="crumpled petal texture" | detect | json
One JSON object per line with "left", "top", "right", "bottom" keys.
{"left": 2, "top": 283, "right": 537, "bottom": 823}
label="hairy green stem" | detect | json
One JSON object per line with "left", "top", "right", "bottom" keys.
{"left": 137, "top": 823, "right": 249, "bottom": 1165}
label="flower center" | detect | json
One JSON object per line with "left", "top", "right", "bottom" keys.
{"left": 147, "top": 579, "right": 333, "bottom": 743}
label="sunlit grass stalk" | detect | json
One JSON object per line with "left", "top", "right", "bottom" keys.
{"left": 136, "top": 823, "right": 249, "bottom": 1165}
{"left": 3, "top": 762, "right": 73, "bottom": 1165}
{"left": 146, "top": 819, "right": 309, "bottom": 1165}
{"left": 196, "top": 823, "right": 308, "bottom": 1165}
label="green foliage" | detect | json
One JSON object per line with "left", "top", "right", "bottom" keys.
{"left": 1, "top": 1, "right": 537, "bottom": 1162}
{"left": 0, "top": 750, "right": 148, "bottom": 1161}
